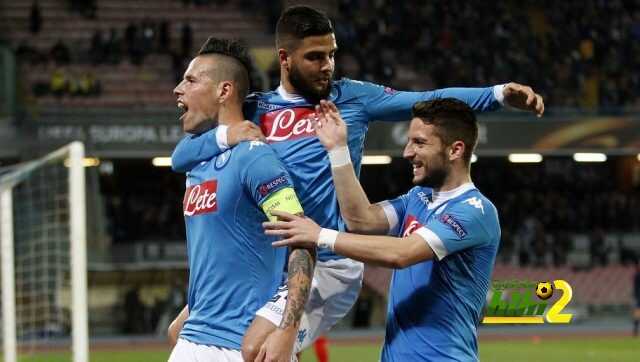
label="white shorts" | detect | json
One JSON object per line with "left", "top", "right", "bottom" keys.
{"left": 255, "top": 258, "right": 364, "bottom": 352}
{"left": 168, "top": 338, "right": 242, "bottom": 362}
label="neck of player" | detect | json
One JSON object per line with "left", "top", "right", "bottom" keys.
{"left": 217, "top": 102, "right": 244, "bottom": 127}
{"left": 280, "top": 69, "right": 299, "bottom": 96}
{"left": 434, "top": 167, "right": 472, "bottom": 193}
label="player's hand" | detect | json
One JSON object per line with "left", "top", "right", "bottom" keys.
{"left": 227, "top": 120, "right": 265, "bottom": 146}
{"left": 254, "top": 327, "right": 296, "bottom": 362}
{"left": 265, "top": 210, "right": 321, "bottom": 249}
{"left": 502, "top": 82, "right": 545, "bottom": 117}
{"left": 313, "top": 100, "right": 348, "bottom": 151}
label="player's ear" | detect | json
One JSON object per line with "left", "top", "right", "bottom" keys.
{"left": 449, "top": 141, "right": 465, "bottom": 161}
{"left": 216, "top": 81, "right": 232, "bottom": 104}
{"left": 278, "top": 48, "right": 289, "bottom": 70}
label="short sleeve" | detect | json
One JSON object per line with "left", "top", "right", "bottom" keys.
{"left": 238, "top": 141, "right": 295, "bottom": 206}
{"left": 378, "top": 188, "right": 413, "bottom": 235}
{"left": 416, "top": 198, "right": 497, "bottom": 260}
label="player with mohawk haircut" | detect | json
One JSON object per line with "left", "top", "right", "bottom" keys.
{"left": 168, "top": 36, "right": 313, "bottom": 362}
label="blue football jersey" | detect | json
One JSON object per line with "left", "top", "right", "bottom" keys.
{"left": 179, "top": 139, "right": 292, "bottom": 349}
{"left": 380, "top": 183, "right": 500, "bottom": 362}
{"left": 172, "top": 79, "right": 502, "bottom": 261}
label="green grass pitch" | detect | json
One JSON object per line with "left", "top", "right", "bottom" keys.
{"left": 6, "top": 337, "right": 639, "bottom": 362}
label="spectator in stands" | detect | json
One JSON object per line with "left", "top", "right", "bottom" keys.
{"left": 50, "top": 40, "right": 71, "bottom": 65}
{"left": 589, "top": 228, "right": 609, "bottom": 267}
{"left": 158, "top": 21, "right": 171, "bottom": 53}
{"left": 50, "top": 69, "right": 68, "bottom": 97}
{"left": 105, "top": 28, "right": 123, "bottom": 64}
{"left": 29, "top": 1, "right": 42, "bottom": 34}
{"left": 89, "top": 29, "right": 105, "bottom": 64}
{"left": 180, "top": 22, "right": 193, "bottom": 58}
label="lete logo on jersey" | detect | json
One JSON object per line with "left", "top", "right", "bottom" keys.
{"left": 260, "top": 107, "right": 318, "bottom": 142}
{"left": 402, "top": 215, "right": 423, "bottom": 237}
{"left": 183, "top": 180, "right": 218, "bottom": 216}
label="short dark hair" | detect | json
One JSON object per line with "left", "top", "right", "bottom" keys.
{"left": 197, "top": 37, "right": 250, "bottom": 100}
{"left": 411, "top": 99, "right": 478, "bottom": 165}
{"left": 276, "top": 5, "right": 333, "bottom": 50}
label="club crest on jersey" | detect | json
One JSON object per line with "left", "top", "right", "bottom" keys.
{"left": 402, "top": 215, "right": 423, "bottom": 237}
{"left": 214, "top": 149, "right": 232, "bottom": 170}
{"left": 260, "top": 107, "right": 318, "bottom": 143}
{"left": 439, "top": 214, "right": 467, "bottom": 239}
{"left": 183, "top": 180, "right": 218, "bottom": 216}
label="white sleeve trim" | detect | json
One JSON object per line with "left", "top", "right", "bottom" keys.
{"left": 379, "top": 201, "right": 399, "bottom": 235}
{"left": 215, "top": 125, "right": 229, "bottom": 151}
{"left": 493, "top": 84, "right": 506, "bottom": 106}
{"left": 414, "top": 227, "right": 448, "bottom": 261}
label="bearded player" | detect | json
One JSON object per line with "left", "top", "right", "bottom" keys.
{"left": 169, "top": 5, "right": 544, "bottom": 358}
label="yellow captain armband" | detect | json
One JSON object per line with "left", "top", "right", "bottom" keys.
{"left": 261, "top": 187, "right": 304, "bottom": 222}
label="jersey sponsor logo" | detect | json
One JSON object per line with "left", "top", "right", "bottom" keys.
{"left": 214, "top": 149, "right": 231, "bottom": 169}
{"left": 260, "top": 107, "right": 317, "bottom": 142}
{"left": 402, "top": 215, "right": 423, "bottom": 237}
{"left": 183, "top": 180, "right": 218, "bottom": 216}
{"left": 439, "top": 214, "right": 467, "bottom": 239}
{"left": 463, "top": 197, "right": 485, "bottom": 214}
{"left": 258, "top": 175, "right": 289, "bottom": 196}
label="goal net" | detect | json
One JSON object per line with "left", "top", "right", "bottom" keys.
{"left": 0, "top": 141, "right": 88, "bottom": 362}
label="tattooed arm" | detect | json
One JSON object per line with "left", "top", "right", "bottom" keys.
{"left": 281, "top": 246, "right": 316, "bottom": 329}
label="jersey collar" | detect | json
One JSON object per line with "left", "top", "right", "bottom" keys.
{"left": 429, "top": 182, "right": 476, "bottom": 209}
{"left": 277, "top": 85, "right": 305, "bottom": 102}
{"left": 276, "top": 84, "right": 340, "bottom": 103}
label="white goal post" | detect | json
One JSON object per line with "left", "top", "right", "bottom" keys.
{"left": 0, "top": 141, "right": 88, "bottom": 362}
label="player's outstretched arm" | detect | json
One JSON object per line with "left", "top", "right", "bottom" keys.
{"left": 171, "top": 121, "right": 265, "bottom": 172}
{"left": 265, "top": 211, "right": 434, "bottom": 269}
{"left": 358, "top": 80, "right": 544, "bottom": 123}
{"left": 313, "top": 100, "right": 390, "bottom": 234}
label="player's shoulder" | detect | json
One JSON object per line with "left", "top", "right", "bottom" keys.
{"left": 452, "top": 189, "right": 499, "bottom": 224}
{"left": 244, "top": 90, "right": 281, "bottom": 112}
{"left": 336, "top": 77, "right": 394, "bottom": 96}
{"left": 234, "top": 140, "right": 274, "bottom": 155}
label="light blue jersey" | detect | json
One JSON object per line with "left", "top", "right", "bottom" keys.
{"left": 172, "top": 79, "right": 503, "bottom": 261}
{"left": 179, "top": 140, "right": 293, "bottom": 349}
{"left": 380, "top": 183, "right": 500, "bottom": 361}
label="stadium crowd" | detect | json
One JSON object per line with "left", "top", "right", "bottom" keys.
{"left": 6, "top": 0, "right": 640, "bottom": 109}
{"left": 330, "top": 0, "right": 640, "bottom": 110}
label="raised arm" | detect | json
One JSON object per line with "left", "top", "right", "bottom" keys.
{"left": 313, "top": 100, "right": 390, "bottom": 234}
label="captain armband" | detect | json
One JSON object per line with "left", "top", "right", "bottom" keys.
{"left": 261, "top": 187, "right": 304, "bottom": 222}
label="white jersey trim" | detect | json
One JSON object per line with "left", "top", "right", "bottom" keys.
{"left": 380, "top": 200, "right": 399, "bottom": 235}
{"left": 277, "top": 84, "right": 305, "bottom": 102}
{"left": 414, "top": 226, "right": 448, "bottom": 261}
{"left": 429, "top": 182, "right": 476, "bottom": 209}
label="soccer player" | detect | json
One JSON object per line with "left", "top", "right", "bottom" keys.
{"left": 265, "top": 99, "right": 500, "bottom": 361}
{"left": 170, "top": 5, "right": 543, "bottom": 357}
{"left": 168, "top": 36, "right": 314, "bottom": 362}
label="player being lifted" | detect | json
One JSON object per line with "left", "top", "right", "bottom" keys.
{"left": 266, "top": 99, "right": 501, "bottom": 361}
{"left": 170, "top": 5, "right": 543, "bottom": 358}
{"left": 168, "top": 36, "right": 314, "bottom": 362}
